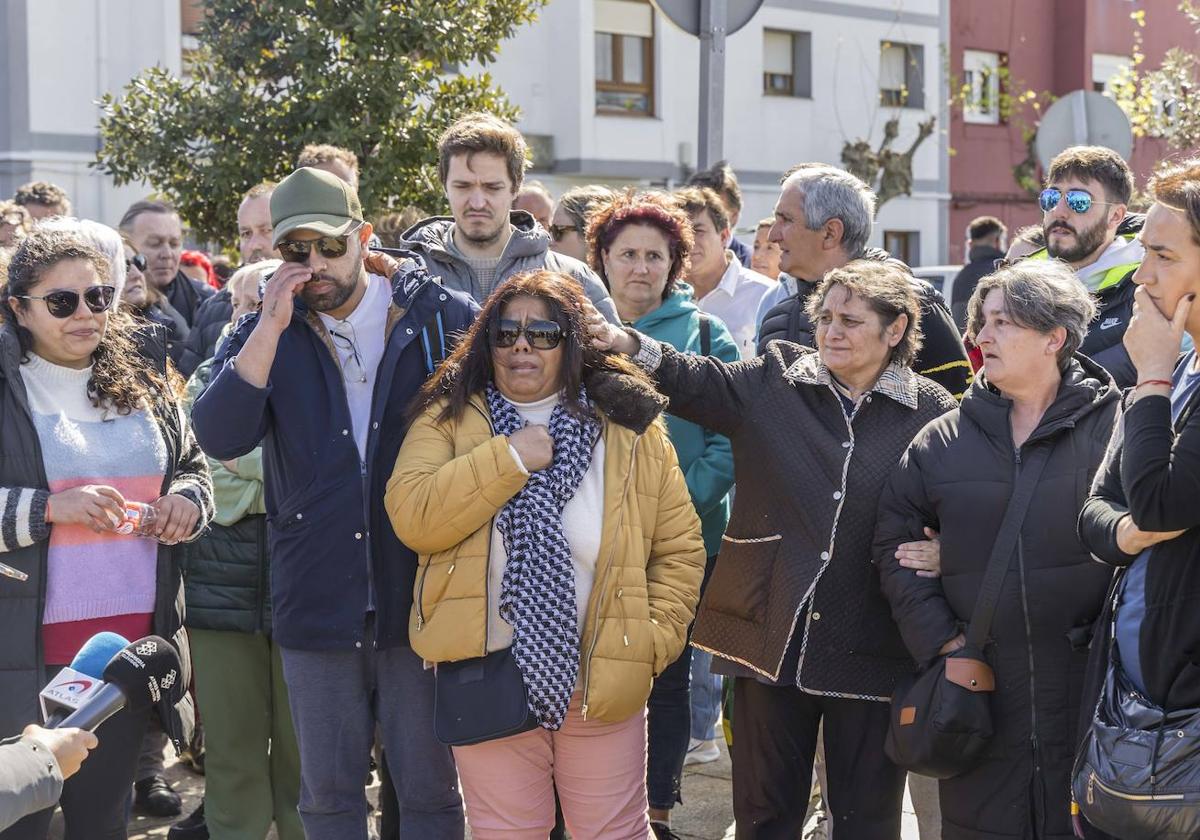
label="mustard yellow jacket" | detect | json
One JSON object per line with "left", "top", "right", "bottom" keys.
{"left": 385, "top": 382, "right": 706, "bottom": 722}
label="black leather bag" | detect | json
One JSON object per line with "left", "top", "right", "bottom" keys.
{"left": 1073, "top": 632, "right": 1200, "bottom": 836}
{"left": 885, "top": 446, "right": 1050, "bottom": 779}
{"left": 433, "top": 646, "right": 538, "bottom": 747}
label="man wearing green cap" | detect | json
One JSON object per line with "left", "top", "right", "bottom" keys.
{"left": 192, "top": 166, "right": 476, "bottom": 838}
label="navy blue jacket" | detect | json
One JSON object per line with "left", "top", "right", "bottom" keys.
{"left": 191, "top": 267, "right": 478, "bottom": 651}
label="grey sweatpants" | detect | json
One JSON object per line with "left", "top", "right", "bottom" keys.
{"left": 280, "top": 620, "right": 463, "bottom": 839}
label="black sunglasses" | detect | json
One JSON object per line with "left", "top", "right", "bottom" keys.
{"left": 278, "top": 233, "right": 355, "bottom": 263}
{"left": 491, "top": 318, "right": 563, "bottom": 350}
{"left": 125, "top": 253, "right": 147, "bottom": 272}
{"left": 17, "top": 285, "right": 116, "bottom": 319}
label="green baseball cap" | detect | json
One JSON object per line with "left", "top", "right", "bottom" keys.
{"left": 270, "top": 166, "right": 364, "bottom": 247}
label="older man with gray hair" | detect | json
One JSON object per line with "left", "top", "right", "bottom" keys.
{"left": 756, "top": 164, "right": 971, "bottom": 400}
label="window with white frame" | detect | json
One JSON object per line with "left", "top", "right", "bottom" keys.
{"left": 879, "top": 41, "right": 925, "bottom": 109}
{"left": 963, "top": 50, "right": 1002, "bottom": 124}
{"left": 594, "top": 0, "right": 655, "bottom": 116}
{"left": 1093, "top": 53, "right": 1131, "bottom": 95}
{"left": 763, "top": 29, "right": 812, "bottom": 98}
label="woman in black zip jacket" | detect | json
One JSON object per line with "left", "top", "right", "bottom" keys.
{"left": 875, "top": 260, "right": 1119, "bottom": 840}
{"left": 1079, "top": 163, "right": 1200, "bottom": 722}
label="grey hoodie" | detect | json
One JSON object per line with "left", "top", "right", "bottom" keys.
{"left": 402, "top": 210, "right": 620, "bottom": 323}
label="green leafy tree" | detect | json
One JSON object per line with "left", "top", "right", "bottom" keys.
{"left": 1109, "top": 4, "right": 1200, "bottom": 152}
{"left": 95, "top": 0, "right": 546, "bottom": 243}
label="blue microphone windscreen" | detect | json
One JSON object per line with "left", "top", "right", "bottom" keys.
{"left": 69, "top": 632, "right": 130, "bottom": 679}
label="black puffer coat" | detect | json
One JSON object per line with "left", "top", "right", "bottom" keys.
{"left": 176, "top": 290, "right": 232, "bottom": 376}
{"left": 874, "top": 354, "right": 1119, "bottom": 840}
{"left": 756, "top": 249, "right": 973, "bottom": 399}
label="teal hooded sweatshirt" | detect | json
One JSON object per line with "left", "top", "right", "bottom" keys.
{"left": 632, "top": 284, "right": 738, "bottom": 557}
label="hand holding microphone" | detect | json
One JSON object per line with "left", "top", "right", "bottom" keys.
{"left": 21, "top": 725, "right": 97, "bottom": 780}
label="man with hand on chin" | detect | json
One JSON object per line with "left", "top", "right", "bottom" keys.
{"left": 192, "top": 166, "right": 476, "bottom": 839}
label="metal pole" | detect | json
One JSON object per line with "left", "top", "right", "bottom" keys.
{"left": 697, "top": 0, "right": 726, "bottom": 170}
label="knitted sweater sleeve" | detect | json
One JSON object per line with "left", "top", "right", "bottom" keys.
{"left": 0, "top": 487, "right": 50, "bottom": 553}
{"left": 167, "top": 402, "right": 215, "bottom": 542}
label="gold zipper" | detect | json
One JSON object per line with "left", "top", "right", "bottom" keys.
{"left": 581, "top": 432, "right": 639, "bottom": 720}
{"left": 1090, "top": 772, "right": 1186, "bottom": 802}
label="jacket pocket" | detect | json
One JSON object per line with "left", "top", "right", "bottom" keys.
{"left": 703, "top": 534, "right": 781, "bottom": 623}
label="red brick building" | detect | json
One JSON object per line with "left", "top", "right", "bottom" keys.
{"left": 948, "top": 0, "right": 1199, "bottom": 263}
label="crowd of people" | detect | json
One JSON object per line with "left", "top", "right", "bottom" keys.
{"left": 1, "top": 112, "right": 1199, "bottom": 840}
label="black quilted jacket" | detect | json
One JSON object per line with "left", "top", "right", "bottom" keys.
{"left": 645, "top": 339, "right": 956, "bottom": 699}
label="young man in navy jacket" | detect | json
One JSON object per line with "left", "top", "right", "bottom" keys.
{"left": 192, "top": 167, "right": 477, "bottom": 838}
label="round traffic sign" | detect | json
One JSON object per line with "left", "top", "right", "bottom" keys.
{"left": 1035, "top": 90, "right": 1134, "bottom": 171}
{"left": 652, "top": 0, "right": 765, "bottom": 36}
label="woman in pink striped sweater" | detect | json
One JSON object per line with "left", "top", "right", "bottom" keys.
{"left": 0, "top": 225, "right": 213, "bottom": 840}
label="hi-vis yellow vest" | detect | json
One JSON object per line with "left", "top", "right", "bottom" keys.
{"left": 1028, "top": 234, "right": 1141, "bottom": 293}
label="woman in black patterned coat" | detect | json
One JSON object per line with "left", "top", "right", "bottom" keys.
{"left": 592, "top": 259, "right": 958, "bottom": 840}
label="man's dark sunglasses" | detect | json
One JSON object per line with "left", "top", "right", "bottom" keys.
{"left": 126, "top": 253, "right": 147, "bottom": 272}
{"left": 1039, "top": 188, "right": 1112, "bottom": 215}
{"left": 491, "top": 319, "right": 563, "bottom": 350}
{"left": 548, "top": 224, "right": 580, "bottom": 243}
{"left": 17, "top": 285, "right": 116, "bottom": 318}
{"left": 278, "top": 234, "right": 353, "bottom": 263}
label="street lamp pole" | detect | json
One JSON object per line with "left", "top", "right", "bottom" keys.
{"left": 697, "top": 0, "right": 727, "bottom": 170}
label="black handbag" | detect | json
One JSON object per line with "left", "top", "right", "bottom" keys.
{"left": 1072, "top": 615, "right": 1200, "bottom": 836}
{"left": 885, "top": 445, "right": 1050, "bottom": 779}
{"left": 433, "top": 646, "right": 539, "bottom": 747}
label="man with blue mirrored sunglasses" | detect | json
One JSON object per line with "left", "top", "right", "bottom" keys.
{"left": 1027, "top": 146, "right": 1147, "bottom": 387}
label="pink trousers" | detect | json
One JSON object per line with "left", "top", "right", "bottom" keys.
{"left": 452, "top": 693, "right": 652, "bottom": 840}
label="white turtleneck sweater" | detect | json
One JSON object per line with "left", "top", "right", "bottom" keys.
{"left": 487, "top": 392, "right": 605, "bottom": 653}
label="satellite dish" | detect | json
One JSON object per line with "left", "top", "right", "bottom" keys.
{"left": 652, "top": 0, "right": 764, "bottom": 36}
{"left": 1035, "top": 90, "right": 1134, "bottom": 171}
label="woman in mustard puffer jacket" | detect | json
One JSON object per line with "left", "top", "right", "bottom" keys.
{"left": 385, "top": 269, "right": 705, "bottom": 840}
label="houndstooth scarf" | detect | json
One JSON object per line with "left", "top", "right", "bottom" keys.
{"left": 487, "top": 382, "right": 601, "bottom": 730}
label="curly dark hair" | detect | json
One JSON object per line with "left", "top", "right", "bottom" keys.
{"left": 412, "top": 269, "right": 649, "bottom": 423}
{"left": 3, "top": 229, "right": 178, "bottom": 414}
{"left": 586, "top": 189, "right": 694, "bottom": 299}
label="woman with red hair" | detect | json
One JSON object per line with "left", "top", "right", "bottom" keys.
{"left": 588, "top": 190, "right": 740, "bottom": 838}
{"left": 180, "top": 250, "right": 219, "bottom": 289}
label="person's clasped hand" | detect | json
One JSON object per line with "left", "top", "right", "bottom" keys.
{"left": 151, "top": 495, "right": 201, "bottom": 545}
{"left": 895, "top": 527, "right": 942, "bottom": 578}
{"left": 508, "top": 425, "right": 554, "bottom": 472}
{"left": 1124, "top": 285, "right": 1194, "bottom": 384}
{"left": 45, "top": 485, "right": 125, "bottom": 533}
{"left": 583, "top": 301, "right": 636, "bottom": 355}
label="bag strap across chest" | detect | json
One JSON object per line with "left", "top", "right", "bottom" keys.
{"left": 964, "top": 444, "right": 1052, "bottom": 650}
